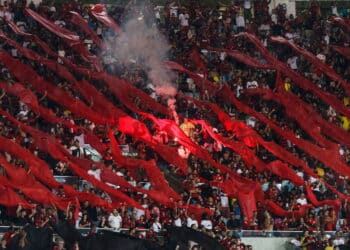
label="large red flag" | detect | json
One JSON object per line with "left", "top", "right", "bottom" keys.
{"left": 24, "top": 8, "right": 102, "bottom": 70}
{"left": 270, "top": 36, "right": 350, "bottom": 96}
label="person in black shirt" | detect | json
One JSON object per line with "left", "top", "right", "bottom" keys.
{"left": 226, "top": 213, "right": 241, "bottom": 230}
{"left": 80, "top": 201, "right": 98, "bottom": 225}
{"left": 15, "top": 207, "right": 29, "bottom": 227}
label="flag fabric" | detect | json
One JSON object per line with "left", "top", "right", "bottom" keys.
{"left": 90, "top": 4, "right": 122, "bottom": 34}
{"left": 0, "top": 8, "right": 348, "bottom": 224}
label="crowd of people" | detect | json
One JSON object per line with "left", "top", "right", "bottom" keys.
{"left": 0, "top": 0, "right": 349, "bottom": 249}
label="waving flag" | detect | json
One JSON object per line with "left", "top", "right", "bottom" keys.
{"left": 0, "top": 8, "right": 349, "bottom": 225}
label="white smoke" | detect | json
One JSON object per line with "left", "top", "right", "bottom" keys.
{"left": 108, "top": 1, "right": 177, "bottom": 97}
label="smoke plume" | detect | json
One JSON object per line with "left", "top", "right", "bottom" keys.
{"left": 108, "top": 1, "right": 177, "bottom": 97}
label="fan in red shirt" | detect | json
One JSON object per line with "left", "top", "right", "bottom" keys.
{"left": 146, "top": 227, "right": 157, "bottom": 242}
{"left": 212, "top": 169, "right": 223, "bottom": 183}
{"left": 135, "top": 215, "right": 148, "bottom": 230}
{"left": 214, "top": 215, "right": 226, "bottom": 232}
{"left": 122, "top": 212, "right": 134, "bottom": 229}
{"left": 2, "top": 225, "right": 16, "bottom": 247}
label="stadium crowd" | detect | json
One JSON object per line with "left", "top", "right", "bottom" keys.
{"left": 0, "top": 0, "right": 350, "bottom": 249}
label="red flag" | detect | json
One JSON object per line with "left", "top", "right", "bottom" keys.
{"left": 331, "top": 45, "right": 350, "bottom": 60}
{"left": 271, "top": 36, "right": 350, "bottom": 96}
{"left": 0, "top": 184, "right": 34, "bottom": 209}
{"left": 69, "top": 11, "right": 105, "bottom": 49}
{"left": 90, "top": 4, "right": 121, "bottom": 34}
{"left": 24, "top": 8, "right": 102, "bottom": 70}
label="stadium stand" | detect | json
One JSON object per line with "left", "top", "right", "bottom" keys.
{"left": 0, "top": 0, "right": 350, "bottom": 249}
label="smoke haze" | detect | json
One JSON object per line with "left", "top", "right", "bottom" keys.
{"left": 108, "top": 2, "right": 177, "bottom": 97}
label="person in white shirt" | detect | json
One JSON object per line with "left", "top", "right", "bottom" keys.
{"left": 285, "top": 32, "right": 295, "bottom": 41}
{"left": 186, "top": 214, "right": 198, "bottom": 228}
{"left": 17, "top": 104, "right": 29, "bottom": 121}
{"left": 246, "top": 116, "right": 257, "bottom": 128}
{"left": 4, "top": 11, "right": 13, "bottom": 21}
{"left": 316, "top": 53, "right": 326, "bottom": 63}
{"left": 173, "top": 215, "right": 182, "bottom": 227}
{"left": 58, "top": 49, "right": 65, "bottom": 64}
{"left": 49, "top": 6, "right": 56, "bottom": 13}
{"left": 151, "top": 217, "right": 162, "bottom": 233}
{"left": 178, "top": 145, "right": 190, "bottom": 159}
{"left": 179, "top": 10, "right": 189, "bottom": 28}
{"left": 200, "top": 214, "right": 213, "bottom": 230}
{"left": 244, "top": 0, "right": 251, "bottom": 10}
{"left": 108, "top": 209, "right": 122, "bottom": 230}
{"left": 11, "top": 48, "right": 17, "bottom": 57}
{"left": 73, "top": 130, "right": 85, "bottom": 148}
{"left": 290, "top": 237, "right": 302, "bottom": 247}
{"left": 154, "top": 6, "right": 161, "bottom": 21}
{"left": 246, "top": 80, "right": 258, "bottom": 89}
{"left": 87, "top": 163, "right": 102, "bottom": 181}
{"left": 333, "top": 231, "right": 345, "bottom": 246}
{"left": 236, "top": 13, "right": 245, "bottom": 32}
{"left": 296, "top": 170, "right": 304, "bottom": 179}
{"left": 54, "top": 20, "right": 66, "bottom": 27}
{"left": 296, "top": 193, "right": 308, "bottom": 205}
{"left": 134, "top": 207, "right": 145, "bottom": 220}
{"left": 287, "top": 56, "right": 298, "bottom": 70}
{"left": 271, "top": 10, "right": 277, "bottom": 25}
{"left": 243, "top": 0, "right": 251, "bottom": 19}
{"left": 170, "top": 6, "right": 179, "bottom": 17}
{"left": 331, "top": 4, "right": 338, "bottom": 16}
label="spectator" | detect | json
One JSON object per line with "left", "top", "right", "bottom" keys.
{"left": 200, "top": 213, "right": 213, "bottom": 230}
{"left": 108, "top": 209, "right": 122, "bottom": 231}
{"left": 333, "top": 231, "right": 346, "bottom": 247}
{"left": 227, "top": 213, "right": 242, "bottom": 230}
{"left": 53, "top": 238, "right": 66, "bottom": 250}
{"left": 236, "top": 11, "right": 245, "bottom": 33}
{"left": 186, "top": 213, "right": 198, "bottom": 229}
{"left": 296, "top": 193, "right": 308, "bottom": 206}
{"left": 15, "top": 207, "right": 28, "bottom": 227}
{"left": 2, "top": 225, "right": 15, "bottom": 248}
{"left": 87, "top": 163, "right": 102, "bottom": 181}
{"left": 98, "top": 215, "right": 109, "bottom": 229}
{"left": 151, "top": 216, "right": 162, "bottom": 233}
{"left": 78, "top": 213, "right": 91, "bottom": 228}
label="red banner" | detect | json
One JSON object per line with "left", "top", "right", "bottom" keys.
{"left": 0, "top": 51, "right": 111, "bottom": 125}
{"left": 69, "top": 11, "right": 105, "bottom": 49}
{"left": 90, "top": 4, "right": 121, "bottom": 34}
{"left": 190, "top": 49, "right": 208, "bottom": 78}
{"left": 331, "top": 45, "right": 350, "bottom": 60}
{"left": 5, "top": 19, "right": 57, "bottom": 57}
{"left": 245, "top": 88, "right": 350, "bottom": 148}
{"left": 237, "top": 32, "right": 350, "bottom": 118}
{"left": 270, "top": 36, "right": 350, "bottom": 96}
{"left": 266, "top": 199, "right": 313, "bottom": 219}
{"left": 207, "top": 46, "right": 273, "bottom": 69}
{"left": 173, "top": 60, "right": 350, "bottom": 179}
{"left": 330, "top": 16, "right": 350, "bottom": 31}
{"left": 24, "top": 8, "right": 102, "bottom": 70}
{"left": 0, "top": 183, "right": 35, "bottom": 209}
{"left": 0, "top": 109, "right": 142, "bottom": 210}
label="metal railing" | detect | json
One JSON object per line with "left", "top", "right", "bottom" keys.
{"left": 54, "top": 176, "right": 80, "bottom": 185}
